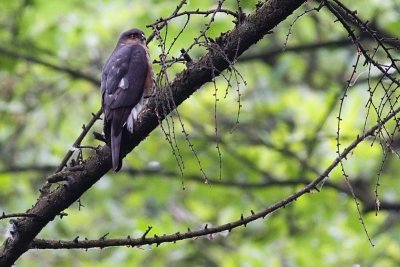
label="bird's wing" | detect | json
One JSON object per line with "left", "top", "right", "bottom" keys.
{"left": 101, "top": 44, "right": 148, "bottom": 121}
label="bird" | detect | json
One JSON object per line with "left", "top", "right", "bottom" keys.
{"left": 101, "top": 28, "right": 154, "bottom": 171}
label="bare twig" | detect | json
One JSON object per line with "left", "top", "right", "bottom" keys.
{"left": 0, "top": 213, "right": 40, "bottom": 220}
{"left": 146, "top": 0, "right": 188, "bottom": 43}
{"left": 0, "top": 45, "right": 100, "bottom": 86}
{"left": 54, "top": 109, "right": 102, "bottom": 173}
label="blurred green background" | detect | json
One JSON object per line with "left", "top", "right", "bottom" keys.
{"left": 1, "top": 0, "right": 400, "bottom": 266}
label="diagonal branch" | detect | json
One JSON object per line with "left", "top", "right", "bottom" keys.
{"left": 54, "top": 109, "right": 103, "bottom": 173}
{"left": 0, "top": 45, "right": 100, "bottom": 86}
{"left": 0, "top": 1, "right": 306, "bottom": 265}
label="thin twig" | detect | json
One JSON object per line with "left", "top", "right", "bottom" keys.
{"left": 55, "top": 109, "right": 102, "bottom": 173}
{"left": 0, "top": 212, "right": 40, "bottom": 220}
{"left": 0, "top": 45, "right": 100, "bottom": 86}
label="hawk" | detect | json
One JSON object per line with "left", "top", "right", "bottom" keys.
{"left": 101, "top": 28, "right": 154, "bottom": 171}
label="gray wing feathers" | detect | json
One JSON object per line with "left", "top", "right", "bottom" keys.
{"left": 101, "top": 44, "right": 149, "bottom": 171}
{"left": 102, "top": 45, "right": 148, "bottom": 111}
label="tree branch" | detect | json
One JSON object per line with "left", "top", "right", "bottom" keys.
{"left": 3, "top": 164, "right": 399, "bottom": 214}
{"left": 0, "top": 45, "right": 100, "bottom": 86}
{"left": 0, "top": 213, "right": 40, "bottom": 221}
{"left": 54, "top": 109, "right": 103, "bottom": 173}
{"left": 27, "top": 105, "right": 400, "bottom": 250}
{"left": 240, "top": 38, "right": 353, "bottom": 62}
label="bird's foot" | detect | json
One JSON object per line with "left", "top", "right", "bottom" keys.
{"left": 137, "top": 108, "right": 151, "bottom": 124}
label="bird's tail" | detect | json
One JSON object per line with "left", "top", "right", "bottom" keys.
{"left": 111, "top": 126, "right": 123, "bottom": 172}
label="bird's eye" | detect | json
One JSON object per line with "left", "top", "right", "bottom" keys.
{"left": 130, "top": 34, "right": 135, "bottom": 39}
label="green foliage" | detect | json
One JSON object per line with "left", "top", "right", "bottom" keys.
{"left": 1, "top": 0, "right": 400, "bottom": 266}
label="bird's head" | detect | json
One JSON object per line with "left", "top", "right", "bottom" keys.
{"left": 118, "top": 28, "right": 146, "bottom": 45}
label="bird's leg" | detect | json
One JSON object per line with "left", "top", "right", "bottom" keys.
{"left": 130, "top": 108, "right": 151, "bottom": 129}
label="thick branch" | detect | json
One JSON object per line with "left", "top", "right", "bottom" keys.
{"left": 0, "top": 1, "right": 306, "bottom": 265}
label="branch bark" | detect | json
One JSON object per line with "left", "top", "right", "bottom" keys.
{"left": 0, "top": 0, "right": 305, "bottom": 265}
